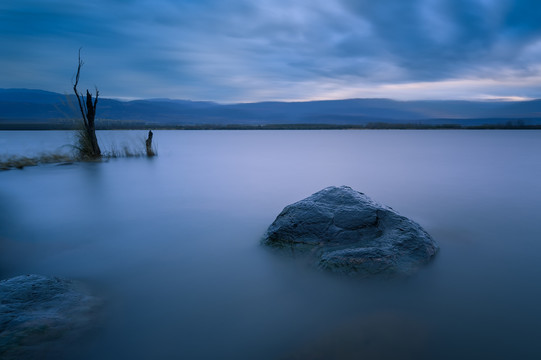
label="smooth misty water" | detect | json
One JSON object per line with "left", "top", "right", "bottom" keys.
{"left": 1, "top": 130, "right": 541, "bottom": 359}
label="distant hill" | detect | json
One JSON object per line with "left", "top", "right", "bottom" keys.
{"left": 1, "top": 88, "right": 541, "bottom": 129}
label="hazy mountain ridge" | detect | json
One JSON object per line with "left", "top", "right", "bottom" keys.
{"left": 1, "top": 88, "right": 541, "bottom": 129}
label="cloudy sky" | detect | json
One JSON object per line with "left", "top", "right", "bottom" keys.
{"left": 2, "top": 0, "right": 541, "bottom": 102}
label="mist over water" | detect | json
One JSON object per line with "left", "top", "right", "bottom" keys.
{"left": 1, "top": 130, "right": 541, "bottom": 359}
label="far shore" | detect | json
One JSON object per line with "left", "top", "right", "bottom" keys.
{"left": 1, "top": 122, "right": 541, "bottom": 131}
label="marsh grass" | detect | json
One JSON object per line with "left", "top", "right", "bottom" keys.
{"left": 73, "top": 126, "right": 96, "bottom": 159}
{"left": 0, "top": 143, "right": 154, "bottom": 170}
{"left": 0, "top": 153, "right": 75, "bottom": 170}
{"left": 104, "top": 146, "right": 144, "bottom": 158}
{"left": 101, "top": 135, "right": 157, "bottom": 158}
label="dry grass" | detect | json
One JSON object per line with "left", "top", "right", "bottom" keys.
{"left": 103, "top": 142, "right": 152, "bottom": 158}
{"left": 0, "top": 146, "right": 156, "bottom": 170}
{"left": 0, "top": 153, "right": 75, "bottom": 170}
{"left": 102, "top": 133, "right": 158, "bottom": 158}
{"left": 73, "top": 126, "right": 96, "bottom": 159}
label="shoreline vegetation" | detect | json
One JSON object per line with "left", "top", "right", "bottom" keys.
{"left": 0, "top": 145, "right": 157, "bottom": 171}
{"left": 1, "top": 122, "right": 540, "bottom": 130}
{"left": 0, "top": 153, "right": 74, "bottom": 170}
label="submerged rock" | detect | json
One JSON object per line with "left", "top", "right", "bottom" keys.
{"left": 0, "top": 274, "right": 101, "bottom": 359}
{"left": 263, "top": 186, "right": 438, "bottom": 276}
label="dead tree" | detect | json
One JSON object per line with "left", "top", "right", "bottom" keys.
{"left": 73, "top": 49, "right": 101, "bottom": 158}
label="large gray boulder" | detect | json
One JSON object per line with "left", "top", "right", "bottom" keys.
{"left": 263, "top": 186, "right": 438, "bottom": 276}
{"left": 0, "top": 274, "right": 101, "bottom": 359}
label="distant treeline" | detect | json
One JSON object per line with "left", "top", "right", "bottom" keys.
{"left": 1, "top": 120, "right": 541, "bottom": 130}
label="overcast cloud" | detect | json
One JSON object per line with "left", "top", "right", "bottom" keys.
{"left": 2, "top": 0, "right": 541, "bottom": 102}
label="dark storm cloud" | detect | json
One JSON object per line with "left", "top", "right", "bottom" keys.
{"left": 337, "top": 0, "right": 541, "bottom": 80}
{"left": 2, "top": 0, "right": 541, "bottom": 101}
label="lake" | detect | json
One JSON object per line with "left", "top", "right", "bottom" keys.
{"left": 1, "top": 130, "right": 541, "bottom": 359}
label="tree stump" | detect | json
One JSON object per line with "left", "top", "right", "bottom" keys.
{"left": 146, "top": 130, "right": 155, "bottom": 157}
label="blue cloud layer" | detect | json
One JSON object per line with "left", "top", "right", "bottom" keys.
{"left": 2, "top": 0, "right": 541, "bottom": 101}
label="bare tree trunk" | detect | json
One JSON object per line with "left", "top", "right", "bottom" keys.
{"left": 73, "top": 50, "right": 101, "bottom": 158}
{"left": 85, "top": 90, "right": 101, "bottom": 156}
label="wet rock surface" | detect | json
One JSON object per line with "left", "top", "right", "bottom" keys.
{"left": 0, "top": 274, "right": 101, "bottom": 359}
{"left": 263, "top": 186, "right": 438, "bottom": 276}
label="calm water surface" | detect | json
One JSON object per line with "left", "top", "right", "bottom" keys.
{"left": 1, "top": 130, "right": 541, "bottom": 359}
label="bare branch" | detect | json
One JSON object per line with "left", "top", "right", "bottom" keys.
{"left": 73, "top": 48, "right": 88, "bottom": 126}
{"left": 93, "top": 86, "right": 99, "bottom": 109}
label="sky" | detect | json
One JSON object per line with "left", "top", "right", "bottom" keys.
{"left": 2, "top": 0, "right": 541, "bottom": 102}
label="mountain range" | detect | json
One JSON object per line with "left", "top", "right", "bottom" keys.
{"left": 2, "top": 88, "right": 541, "bottom": 129}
